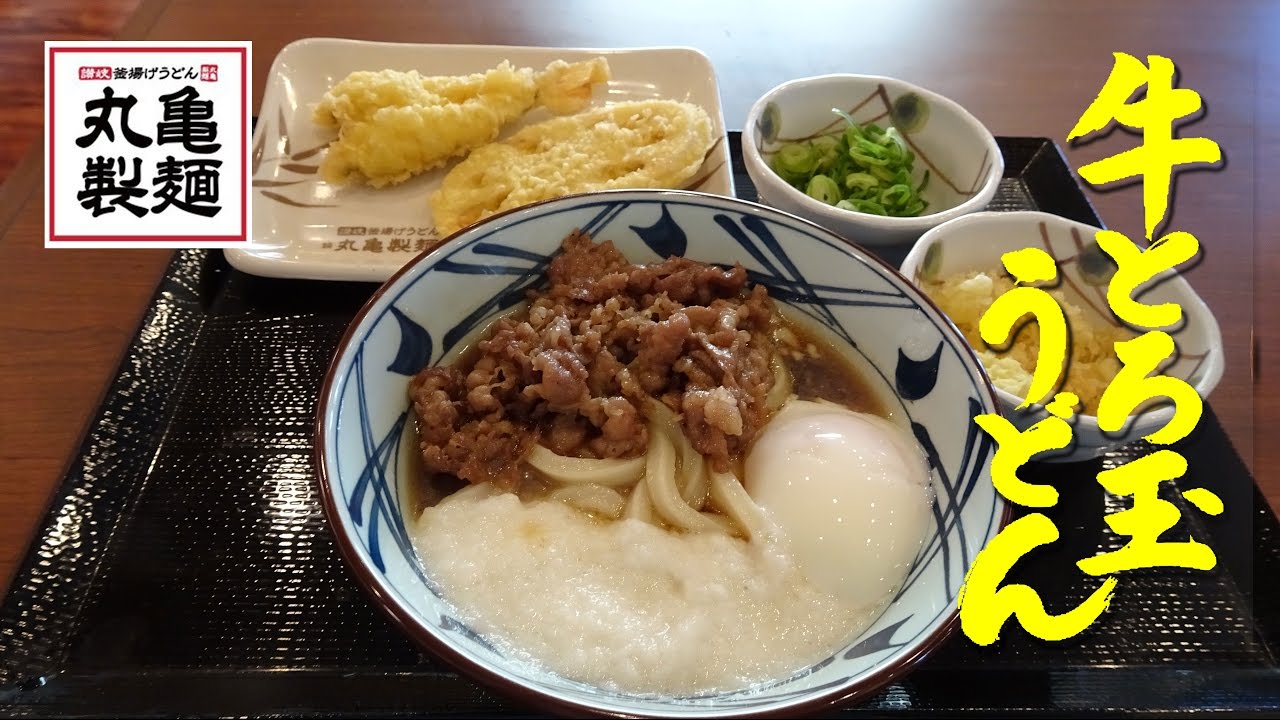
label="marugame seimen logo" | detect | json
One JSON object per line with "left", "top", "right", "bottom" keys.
{"left": 44, "top": 41, "right": 251, "bottom": 248}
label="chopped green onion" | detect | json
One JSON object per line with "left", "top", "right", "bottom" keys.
{"left": 869, "top": 164, "right": 896, "bottom": 182}
{"left": 811, "top": 135, "right": 840, "bottom": 165}
{"left": 845, "top": 172, "right": 878, "bottom": 191}
{"left": 767, "top": 108, "right": 931, "bottom": 217}
{"left": 884, "top": 127, "right": 908, "bottom": 152}
{"left": 771, "top": 143, "right": 819, "bottom": 181}
{"left": 855, "top": 137, "right": 885, "bottom": 156}
{"left": 880, "top": 184, "right": 912, "bottom": 207}
{"left": 851, "top": 199, "right": 888, "bottom": 215}
{"left": 849, "top": 151, "right": 889, "bottom": 168}
{"left": 806, "top": 174, "right": 841, "bottom": 205}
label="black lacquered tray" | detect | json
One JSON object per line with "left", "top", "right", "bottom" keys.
{"left": 1, "top": 134, "right": 1277, "bottom": 718}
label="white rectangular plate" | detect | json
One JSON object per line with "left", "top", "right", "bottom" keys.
{"left": 228, "top": 38, "right": 734, "bottom": 282}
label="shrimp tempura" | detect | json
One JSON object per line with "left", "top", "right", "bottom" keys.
{"left": 313, "top": 58, "right": 610, "bottom": 188}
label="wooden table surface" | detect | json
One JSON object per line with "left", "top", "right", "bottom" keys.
{"left": 1, "top": 0, "right": 1275, "bottom": 594}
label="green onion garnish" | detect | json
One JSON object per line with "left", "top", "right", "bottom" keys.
{"left": 767, "top": 108, "right": 931, "bottom": 218}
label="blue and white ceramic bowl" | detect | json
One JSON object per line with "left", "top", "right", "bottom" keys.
{"left": 316, "top": 189, "right": 1006, "bottom": 717}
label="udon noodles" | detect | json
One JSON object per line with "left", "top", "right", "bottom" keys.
{"left": 405, "top": 230, "right": 931, "bottom": 695}
{"left": 526, "top": 393, "right": 775, "bottom": 538}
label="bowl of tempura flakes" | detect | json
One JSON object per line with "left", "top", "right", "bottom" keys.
{"left": 901, "top": 210, "right": 1224, "bottom": 462}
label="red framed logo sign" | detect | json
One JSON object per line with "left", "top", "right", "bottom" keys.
{"left": 44, "top": 41, "right": 252, "bottom": 248}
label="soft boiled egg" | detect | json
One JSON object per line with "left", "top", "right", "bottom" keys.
{"left": 744, "top": 399, "right": 933, "bottom": 609}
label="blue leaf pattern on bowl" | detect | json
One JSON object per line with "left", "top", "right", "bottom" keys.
{"left": 895, "top": 341, "right": 944, "bottom": 400}
{"left": 712, "top": 212, "right": 916, "bottom": 349}
{"left": 844, "top": 615, "right": 914, "bottom": 660}
{"left": 629, "top": 204, "right": 687, "bottom": 258}
{"left": 441, "top": 613, "right": 504, "bottom": 657}
{"left": 437, "top": 244, "right": 552, "bottom": 351}
{"left": 580, "top": 201, "right": 630, "bottom": 237}
{"left": 386, "top": 306, "right": 433, "bottom": 376}
{"left": 895, "top": 397, "right": 994, "bottom": 603}
{"left": 909, "top": 421, "right": 964, "bottom": 599}
{"left": 346, "top": 349, "right": 415, "bottom": 573}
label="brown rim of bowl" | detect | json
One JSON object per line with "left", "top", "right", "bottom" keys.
{"left": 313, "top": 187, "right": 1013, "bottom": 719}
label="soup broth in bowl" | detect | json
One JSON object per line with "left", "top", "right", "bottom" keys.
{"left": 316, "top": 189, "right": 1005, "bottom": 716}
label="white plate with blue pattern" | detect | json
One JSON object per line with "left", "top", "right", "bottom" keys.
{"left": 316, "top": 189, "right": 1005, "bottom": 717}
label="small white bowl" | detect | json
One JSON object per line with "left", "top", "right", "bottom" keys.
{"left": 900, "top": 210, "right": 1224, "bottom": 463}
{"left": 743, "top": 74, "right": 1004, "bottom": 248}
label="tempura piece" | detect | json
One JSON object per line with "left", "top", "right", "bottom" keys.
{"left": 429, "top": 100, "right": 716, "bottom": 235}
{"left": 313, "top": 58, "right": 611, "bottom": 187}
{"left": 536, "top": 57, "right": 611, "bottom": 115}
{"left": 922, "top": 269, "right": 1131, "bottom": 413}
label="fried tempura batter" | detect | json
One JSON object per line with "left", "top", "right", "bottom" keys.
{"left": 313, "top": 58, "right": 610, "bottom": 187}
{"left": 429, "top": 100, "right": 716, "bottom": 236}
